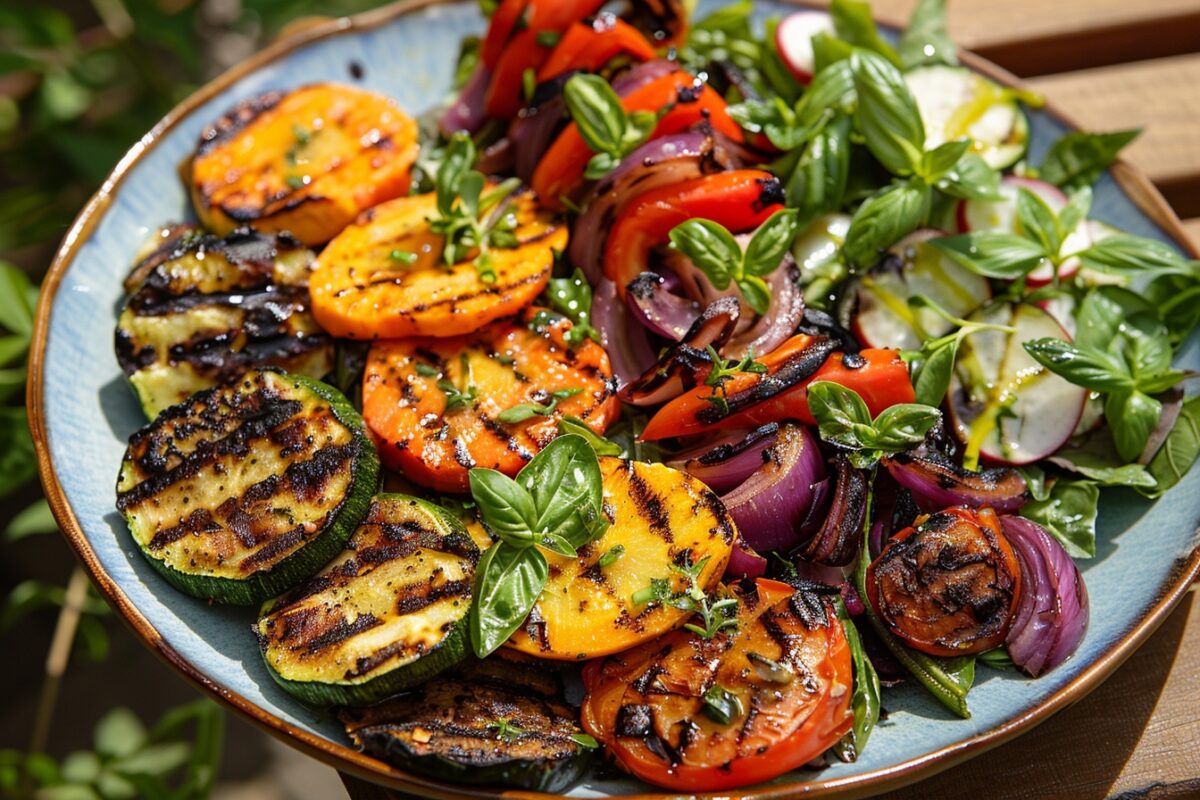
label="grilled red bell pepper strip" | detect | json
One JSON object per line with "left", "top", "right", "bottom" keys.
{"left": 531, "top": 70, "right": 747, "bottom": 210}
{"left": 537, "top": 16, "right": 658, "bottom": 83}
{"left": 640, "top": 335, "right": 915, "bottom": 441}
{"left": 602, "top": 169, "right": 784, "bottom": 295}
{"left": 482, "top": 0, "right": 607, "bottom": 117}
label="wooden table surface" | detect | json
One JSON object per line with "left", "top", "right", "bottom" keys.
{"left": 342, "top": 1, "right": 1200, "bottom": 797}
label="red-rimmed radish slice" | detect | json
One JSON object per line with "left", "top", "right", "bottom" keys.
{"left": 956, "top": 176, "right": 1091, "bottom": 286}
{"left": 775, "top": 11, "right": 836, "bottom": 84}
{"left": 905, "top": 65, "right": 1029, "bottom": 170}
{"left": 852, "top": 230, "right": 991, "bottom": 351}
{"left": 949, "top": 303, "right": 1087, "bottom": 466}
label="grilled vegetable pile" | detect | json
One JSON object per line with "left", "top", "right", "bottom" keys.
{"left": 111, "top": 0, "right": 1200, "bottom": 792}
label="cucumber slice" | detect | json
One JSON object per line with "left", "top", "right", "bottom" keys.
{"left": 905, "top": 65, "right": 1030, "bottom": 170}
{"left": 116, "top": 226, "right": 334, "bottom": 419}
{"left": 339, "top": 659, "right": 594, "bottom": 793}
{"left": 256, "top": 494, "right": 478, "bottom": 706}
{"left": 853, "top": 230, "right": 991, "bottom": 350}
{"left": 949, "top": 304, "right": 1087, "bottom": 466}
{"left": 116, "top": 368, "right": 379, "bottom": 605}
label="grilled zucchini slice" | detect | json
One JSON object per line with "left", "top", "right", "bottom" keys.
{"left": 339, "top": 659, "right": 594, "bottom": 793}
{"left": 309, "top": 187, "right": 566, "bottom": 339}
{"left": 255, "top": 494, "right": 478, "bottom": 706}
{"left": 115, "top": 226, "right": 334, "bottom": 419}
{"left": 116, "top": 369, "right": 379, "bottom": 605}
{"left": 185, "top": 83, "right": 418, "bottom": 246}
{"left": 506, "top": 457, "right": 735, "bottom": 660}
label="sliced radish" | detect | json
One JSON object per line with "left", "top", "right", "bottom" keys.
{"left": 956, "top": 176, "right": 1091, "bottom": 286}
{"left": 949, "top": 303, "right": 1087, "bottom": 466}
{"left": 792, "top": 212, "right": 850, "bottom": 275}
{"left": 1036, "top": 293, "right": 1076, "bottom": 338}
{"left": 852, "top": 230, "right": 991, "bottom": 351}
{"left": 775, "top": 11, "right": 836, "bottom": 85}
{"left": 905, "top": 65, "right": 1029, "bottom": 170}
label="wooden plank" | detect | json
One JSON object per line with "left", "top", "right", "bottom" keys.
{"left": 803, "top": 0, "right": 1200, "bottom": 75}
{"left": 1183, "top": 219, "right": 1200, "bottom": 253}
{"left": 341, "top": 592, "right": 1200, "bottom": 800}
{"left": 1029, "top": 54, "right": 1200, "bottom": 218}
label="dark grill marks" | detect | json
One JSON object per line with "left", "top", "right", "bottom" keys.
{"left": 697, "top": 336, "right": 838, "bottom": 424}
{"left": 286, "top": 442, "right": 357, "bottom": 502}
{"left": 627, "top": 469, "right": 673, "bottom": 544}
{"left": 195, "top": 91, "right": 284, "bottom": 158}
{"left": 394, "top": 578, "right": 472, "bottom": 615}
{"left": 147, "top": 508, "right": 220, "bottom": 550}
{"left": 478, "top": 412, "right": 534, "bottom": 460}
{"left": 297, "top": 612, "right": 382, "bottom": 655}
{"left": 240, "top": 526, "right": 305, "bottom": 571}
{"left": 698, "top": 486, "right": 736, "bottom": 545}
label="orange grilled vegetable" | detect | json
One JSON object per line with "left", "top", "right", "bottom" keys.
{"left": 361, "top": 310, "right": 619, "bottom": 493}
{"left": 309, "top": 188, "right": 565, "bottom": 339}
{"left": 186, "top": 83, "right": 418, "bottom": 246}
{"left": 506, "top": 457, "right": 735, "bottom": 660}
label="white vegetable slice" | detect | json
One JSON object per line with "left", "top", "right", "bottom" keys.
{"left": 904, "top": 65, "right": 1030, "bottom": 170}
{"left": 775, "top": 11, "right": 836, "bottom": 84}
{"left": 949, "top": 303, "right": 1087, "bottom": 466}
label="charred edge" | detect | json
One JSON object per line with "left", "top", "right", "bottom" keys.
{"left": 363, "top": 260, "right": 551, "bottom": 308}
{"left": 395, "top": 578, "right": 472, "bottom": 615}
{"left": 296, "top": 612, "right": 383, "bottom": 656}
{"left": 195, "top": 90, "right": 286, "bottom": 158}
{"left": 697, "top": 336, "right": 837, "bottom": 424}
{"left": 626, "top": 468, "right": 673, "bottom": 544}
{"left": 694, "top": 423, "right": 781, "bottom": 466}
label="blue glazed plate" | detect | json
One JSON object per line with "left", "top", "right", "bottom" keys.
{"left": 27, "top": 1, "right": 1200, "bottom": 797}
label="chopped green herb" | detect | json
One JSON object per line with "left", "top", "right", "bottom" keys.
{"left": 701, "top": 684, "right": 743, "bottom": 725}
{"left": 597, "top": 544, "right": 625, "bottom": 568}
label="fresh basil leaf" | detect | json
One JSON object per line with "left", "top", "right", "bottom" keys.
{"left": 812, "top": 31, "right": 856, "bottom": 74}
{"left": 1050, "top": 428, "right": 1158, "bottom": 489}
{"left": 470, "top": 543, "right": 549, "bottom": 658}
{"left": 496, "top": 403, "right": 549, "bottom": 424}
{"left": 701, "top": 684, "right": 743, "bottom": 725}
{"left": 1058, "top": 186, "right": 1093, "bottom": 235}
{"left": 1019, "top": 478, "right": 1099, "bottom": 558}
{"left": 937, "top": 152, "right": 1002, "bottom": 200}
{"left": 843, "top": 178, "right": 930, "bottom": 268}
{"left": 469, "top": 469, "right": 537, "bottom": 545}
{"left": 436, "top": 133, "right": 476, "bottom": 215}
{"left": 1015, "top": 187, "right": 1063, "bottom": 257}
{"left": 1144, "top": 396, "right": 1200, "bottom": 498}
{"left": 833, "top": 601, "right": 881, "bottom": 761}
{"left": 832, "top": 0, "right": 902, "bottom": 67}
{"left": 557, "top": 416, "right": 622, "bottom": 457}
{"left": 669, "top": 219, "right": 741, "bottom": 289}
{"left": 518, "top": 434, "right": 606, "bottom": 548}
{"left": 1074, "top": 287, "right": 1153, "bottom": 353}
{"left": 547, "top": 268, "right": 599, "bottom": 345}
{"left": 808, "top": 380, "right": 874, "bottom": 445}
{"left": 1023, "top": 338, "right": 1133, "bottom": 393}
{"left": 1076, "top": 234, "right": 1194, "bottom": 279}
{"left": 1106, "top": 389, "right": 1161, "bottom": 464}
{"left": 978, "top": 646, "right": 1015, "bottom": 671}
{"left": 584, "top": 152, "right": 619, "bottom": 181}
{"left": 919, "top": 139, "right": 970, "bottom": 182}
{"left": 870, "top": 403, "right": 941, "bottom": 451}
{"left": 736, "top": 275, "right": 772, "bottom": 316}
{"left": 0, "top": 407, "right": 36, "bottom": 498}
{"left": 929, "top": 233, "right": 1048, "bottom": 279}
{"left": 898, "top": 0, "right": 957, "bottom": 69}
{"left": 1039, "top": 129, "right": 1140, "bottom": 191}
{"left": 912, "top": 337, "right": 958, "bottom": 407}
{"left": 1117, "top": 313, "right": 1175, "bottom": 387}
{"left": 539, "top": 531, "right": 579, "bottom": 559}
{"left": 744, "top": 209, "right": 801, "bottom": 277}
{"left": 785, "top": 113, "right": 852, "bottom": 223}
{"left": 851, "top": 50, "right": 925, "bottom": 175}
{"left": 563, "top": 74, "right": 626, "bottom": 160}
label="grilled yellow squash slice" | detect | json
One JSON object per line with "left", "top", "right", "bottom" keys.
{"left": 506, "top": 457, "right": 735, "bottom": 660}
{"left": 115, "top": 369, "right": 379, "bottom": 605}
{"left": 309, "top": 188, "right": 565, "bottom": 339}
{"left": 115, "top": 226, "right": 333, "bottom": 418}
{"left": 256, "top": 494, "right": 478, "bottom": 706}
{"left": 185, "top": 83, "right": 418, "bottom": 246}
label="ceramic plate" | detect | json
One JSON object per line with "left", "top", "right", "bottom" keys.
{"left": 28, "top": 1, "right": 1200, "bottom": 797}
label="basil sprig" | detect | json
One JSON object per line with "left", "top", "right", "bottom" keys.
{"left": 677, "top": 0, "right": 799, "bottom": 103}
{"left": 546, "top": 268, "right": 600, "bottom": 345}
{"left": 1017, "top": 468, "right": 1099, "bottom": 558}
{"left": 905, "top": 294, "right": 1014, "bottom": 407}
{"left": 563, "top": 74, "right": 660, "bottom": 180}
{"left": 467, "top": 434, "right": 609, "bottom": 657}
{"left": 668, "top": 209, "right": 801, "bottom": 314}
{"left": 830, "top": 0, "right": 902, "bottom": 67}
{"left": 1037, "top": 129, "right": 1140, "bottom": 191}
{"left": 429, "top": 133, "right": 521, "bottom": 282}
{"left": 807, "top": 381, "right": 940, "bottom": 468}
{"left": 898, "top": 0, "right": 957, "bottom": 69}
{"left": 1024, "top": 287, "right": 1188, "bottom": 461}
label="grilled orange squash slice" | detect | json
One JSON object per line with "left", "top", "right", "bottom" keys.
{"left": 309, "top": 189, "right": 565, "bottom": 339}
{"left": 186, "top": 83, "right": 417, "bottom": 246}
{"left": 505, "top": 457, "right": 735, "bottom": 660}
{"left": 362, "top": 310, "right": 619, "bottom": 493}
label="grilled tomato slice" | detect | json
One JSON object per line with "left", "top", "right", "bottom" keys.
{"left": 867, "top": 506, "right": 1022, "bottom": 656}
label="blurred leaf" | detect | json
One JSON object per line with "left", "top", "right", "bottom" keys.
{"left": 23, "top": 752, "right": 61, "bottom": 786}
{"left": 1, "top": 579, "right": 66, "bottom": 628}
{"left": 0, "top": 334, "right": 30, "bottom": 365}
{"left": 0, "top": 407, "right": 36, "bottom": 498}
{"left": 40, "top": 70, "right": 92, "bottom": 122}
{"left": 0, "top": 262, "right": 36, "bottom": 337}
{"left": 114, "top": 743, "right": 190, "bottom": 777}
{"left": 95, "top": 709, "right": 146, "bottom": 760}
{"left": 6, "top": 499, "right": 57, "bottom": 541}
{"left": 35, "top": 786, "right": 102, "bottom": 800}
{"left": 95, "top": 771, "right": 137, "bottom": 800}
{"left": 75, "top": 615, "right": 110, "bottom": 662}
{"left": 61, "top": 752, "right": 102, "bottom": 784}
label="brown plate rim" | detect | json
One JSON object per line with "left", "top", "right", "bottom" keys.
{"left": 25, "top": 1, "right": 1200, "bottom": 798}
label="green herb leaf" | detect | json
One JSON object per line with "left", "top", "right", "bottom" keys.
{"left": 784, "top": 113, "right": 852, "bottom": 223}
{"left": 744, "top": 209, "right": 801, "bottom": 277}
{"left": 668, "top": 219, "right": 740, "bottom": 289}
{"left": 547, "top": 267, "right": 600, "bottom": 345}
{"left": 808, "top": 381, "right": 939, "bottom": 466}
{"left": 570, "top": 733, "right": 600, "bottom": 750}
{"left": 832, "top": 0, "right": 903, "bottom": 67}
{"left": 833, "top": 600, "right": 881, "bottom": 761}
{"left": 0, "top": 262, "right": 36, "bottom": 337}
{"left": 851, "top": 50, "right": 925, "bottom": 175}
{"left": 701, "top": 684, "right": 743, "bottom": 725}
{"left": 978, "top": 647, "right": 1015, "bottom": 671}
{"left": 1015, "top": 187, "right": 1064, "bottom": 257}
{"left": 597, "top": 544, "right": 625, "bottom": 568}
{"left": 563, "top": 74, "right": 656, "bottom": 179}
{"left": 496, "top": 403, "right": 550, "bottom": 424}
{"left": 912, "top": 337, "right": 958, "bottom": 407}
{"left": 843, "top": 178, "right": 931, "bottom": 268}
{"left": 1050, "top": 429, "right": 1158, "bottom": 489}
{"left": 898, "top": 0, "right": 958, "bottom": 69}
{"left": 468, "top": 469, "right": 538, "bottom": 545}
{"left": 1019, "top": 478, "right": 1099, "bottom": 558}
{"left": 929, "top": 232, "right": 1049, "bottom": 279}
{"left": 919, "top": 139, "right": 970, "bottom": 183}
{"left": 1039, "top": 129, "right": 1141, "bottom": 191}
{"left": 1106, "top": 389, "right": 1162, "bottom": 464}
{"left": 1144, "top": 396, "right": 1200, "bottom": 498}
{"left": 557, "top": 416, "right": 623, "bottom": 456}
{"left": 517, "top": 434, "right": 607, "bottom": 550}
{"left": 470, "top": 543, "right": 550, "bottom": 658}
{"left": 1075, "top": 233, "right": 1195, "bottom": 279}
{"left": 937, "top": 152, "right": 1002, "bottom": 200}
{"left": 1022, "top": 338, "right": 1132, "bottom": 393}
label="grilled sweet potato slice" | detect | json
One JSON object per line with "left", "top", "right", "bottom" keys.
{"left": 186, "top": 83, "right": 418, "bottom": 246}
{"left": 361, "top": 310, "right": 618, "bottom": 493}
{"left": 310, "top": 188, "right": 565, "bottom": 339}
